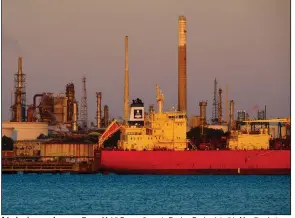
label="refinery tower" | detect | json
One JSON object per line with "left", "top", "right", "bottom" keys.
{"left": 178, "top": 16, "right": 187, "bottom": 112}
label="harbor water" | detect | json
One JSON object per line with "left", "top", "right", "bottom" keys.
{"left": 2, "top": 174, "right": 290, "bottom": 215}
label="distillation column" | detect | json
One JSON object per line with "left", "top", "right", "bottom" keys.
{"left": 14, "top": 56, "right": 26, "bottom": 122}
{"left": 104, "top": 105, "right": 109, "bottom": 127}
{"left": 199, "top": 101, "right": 207, "bottom": 135}
{"left": 218, "top": 88, "right": 223, "bottom": 124}
{"left": 226, "top": 84, "right": 229, "bottom": 124}
{"left": 96, "top": 92, "right": 102, "bottom": 128}
{"left": 72, "top": 101, "right": 78, "bottom": 131}
{"left": 229, "top": 100, "right": 235, "bottom": 131}
{"left": 178, "top": 16, "right": 187, "bottom": 112}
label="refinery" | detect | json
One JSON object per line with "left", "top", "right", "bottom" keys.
{"left": 2, "top": 16, "right": 290, "bottom": 174}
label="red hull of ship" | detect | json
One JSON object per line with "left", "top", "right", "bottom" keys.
{"left": 96, "top": 150, "right": 291, "bottom": 175}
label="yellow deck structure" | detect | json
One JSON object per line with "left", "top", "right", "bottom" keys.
{"left": 227, "top": 129, "right": 270, "bottom": 150}
{"left": 118, "top": 84, "right": 188, "bottom": 151}
{"left": 227, "top": 118, "right": 290, "bottom": 150}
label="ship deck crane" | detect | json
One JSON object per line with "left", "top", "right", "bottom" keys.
{"left": 97, "top": 120, "right": 121, "bottom": 148}
{"left": 156, "top": 84, "right": 164, "bottom": 113}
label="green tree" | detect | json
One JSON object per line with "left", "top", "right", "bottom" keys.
{"left": 2, "top": 136, "right": 14, "bottom": 151}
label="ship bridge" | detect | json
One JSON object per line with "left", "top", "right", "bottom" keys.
{"left": 166, "top": 111, "right": 187, "bottom": 120}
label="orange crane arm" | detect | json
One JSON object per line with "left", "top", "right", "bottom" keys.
{"left": 98, "top": 120, "right": 121, "bottom": 148}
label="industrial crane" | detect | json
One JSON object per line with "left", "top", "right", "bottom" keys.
{"left": 97, "top": 120, "right": 121, "bottom": 148}
{"left": 156, "top": 84, "right": 164, "bottom": 113}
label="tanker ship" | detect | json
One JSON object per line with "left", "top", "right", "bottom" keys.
{"left": 94, "top": 85, "right": 291, "bottom": 175}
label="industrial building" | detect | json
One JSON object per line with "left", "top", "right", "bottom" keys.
{"left": 2, "top": 122, "right": 48, "bottom": 141}
{"left": 2, "top": 16, "right": 290, "bottom": 175}
{"left": 40, "top": 143, "right": 95, "bottom": 162}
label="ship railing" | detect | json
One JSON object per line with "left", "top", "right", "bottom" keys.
{"left": 188, "top": 140, "right": 197, "bottom": 150}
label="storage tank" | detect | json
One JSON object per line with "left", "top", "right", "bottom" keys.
{"left": 53, "top": 96, "right": 67, "bottom": 123}
{"left": 2, "top": 127, "right": 14, "bottom": 138}
{"left": 270, "top": 127, "right": 276, "bottom": 139}
{"left": 281, "top": 126, "right": 287, "bottom": 139}
{"left": 27, "top": 105, "right": 35, "bottom": 122}
{"left": 190, "top": 116, "right": 201, "bottom": 128}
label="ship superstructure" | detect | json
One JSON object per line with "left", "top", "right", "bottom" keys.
{"left": 118, "top": 85, "right": 188, "bottom": 151}
{"left": 94, "top": 84, "right": 290, "bottom": 175}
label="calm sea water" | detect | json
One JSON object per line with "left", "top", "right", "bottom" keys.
{"left": 1, "top": 174, "right": 290, "bottom": 215}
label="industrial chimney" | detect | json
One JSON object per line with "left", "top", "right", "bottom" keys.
{"left": 218, "top": 88, "right": 223, "bottom": 124}
{"left": 124, "top": 36, "right": 129, "bottom": 122}
{"left": 72, "top": 101, "right": 78, "bottom": 131}
{"left": 225, "top": 84, "right": 229, "bottom": 124}
{"left": 66, "top": 83, "right": 75, "bottom": 123}
{"left": 104, "top": 105, "right": 109, "bottom": 127}
{"left": 14, "top": 56, "right": 26, "bottom": 122}
{"left": 199, "top": 101, "right": 207, "bottom": 125}
{"left": 229, "top": 100, "right": 235, "bottom": 131}
{"left": 178, "top": 16, "right": 187, "bottom": 112}
{"left": 96, "top": 92, "right": 102, "bottom": 128}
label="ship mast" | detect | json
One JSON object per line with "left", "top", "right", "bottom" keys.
{"left": 156, "top": 84, "right": 164, "bottom": 113}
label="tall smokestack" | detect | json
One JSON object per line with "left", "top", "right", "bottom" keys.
{"left": 199, "top": 101, "right": 207, "bottom": 125}
{"left": 18, "top": 56, "right": 22, "bottom": 87}
{"left": 124, "top": 36, "right": 129, "bottom": 122}
{"left": 226, "top": 84, "right": 229, "bottom": 124}
{"left": 96, "top": 92, "right": 102, "bottom": 128}
{"left": 229, "top": 100, "right": 235, "bottom": 131}
{"left": 104, "top": 105, "right": 109, "bottom": 127}
{"left": 218, "top": 88, "right": 223, "bottom": 124}
{"left": 15, "top": 56, "right": 23, "bottom": 122}
{"left": 72, "top": 101, "right": 78, "bottom": 131}
{"left": 178, "top": 16, "right": 187, "bottom": 112}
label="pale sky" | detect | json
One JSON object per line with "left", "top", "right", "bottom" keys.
{"left": 2, "top": 0, "right": 290, "bottom": 123}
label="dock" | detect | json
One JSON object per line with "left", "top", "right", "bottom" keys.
{"left": 2, "top": 158, "right": 97, "bottom": 174}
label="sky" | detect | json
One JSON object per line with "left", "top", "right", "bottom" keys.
{"left": 2, "top": 0, "right": 290, "bottom": 123}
